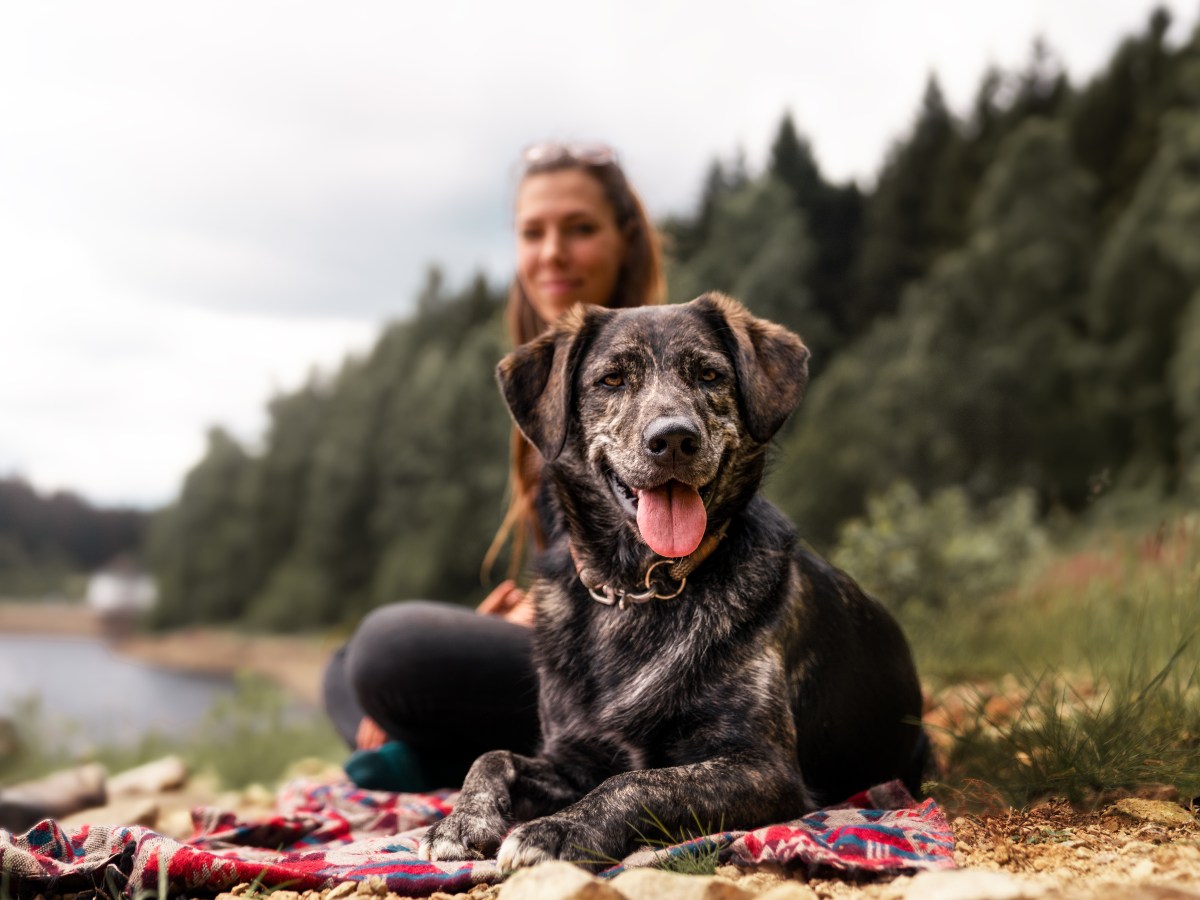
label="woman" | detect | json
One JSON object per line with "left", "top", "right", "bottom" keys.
{"left": 322, "top": 142, "right": 664, "bottom": 791}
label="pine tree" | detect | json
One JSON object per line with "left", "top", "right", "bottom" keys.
{"left": 850, "top": 75, "right": 960, "bottom": 329}
{"left": 773, "top": 119, "right": 1097, "bottom": 540}
{"left": 768, "top": 113, "right": 864, "bottom": 335}
{"left": 1087, "top": 105, "right": 1200, "bottom": 486}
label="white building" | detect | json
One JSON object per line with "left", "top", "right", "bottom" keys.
{"left": 85, "top": 557, "right": 157, "bottom": 614}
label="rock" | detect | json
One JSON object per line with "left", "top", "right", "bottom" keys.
{"left": 1044, "top": 886, "right": 1200, "bottom": 899}
{"left": 609, "top": 868, "right": 752, "bottom": 900}
{"left": 901, "top": 868, "right": 1045, "bottom": 900}
{"left": 714, "top": 863, "right": 789, "bottom": 894}
{"left": 0, "top": 762, "right": 107, "bottom": 831}
{"left": 271, "top": 891, "right": 301, "bottom": 900}
{"left": 498, "top": 861, "right": 622, "bottom": 900}
{"left": 60, "top": 797, "right": 159, "bottom": 829}
{"left": 755, "top": 884, "right": 820, "bottom": 900}
{"left": 326, "top": 882, "right": 357, "bottom": 900}
{"left": 356, "top": 876, "right": 388, "bottom": 895}
{"left": 1111, "top": 799, "right": 1197, "bottom": 828}
{"left": 108, "top": 755, "right": 189, "bottom": 797}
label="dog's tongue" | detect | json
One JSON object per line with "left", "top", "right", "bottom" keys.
{"left": 635, "top": 481, "right": 707, "bottom": 558}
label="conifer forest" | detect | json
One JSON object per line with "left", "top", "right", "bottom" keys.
{"left": 143, "top": 11, "right": 1200, "bottom": 631}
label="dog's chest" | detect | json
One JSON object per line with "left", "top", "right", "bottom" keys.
{"left": 535, "top": 582, "right": 716, "bottom": 729}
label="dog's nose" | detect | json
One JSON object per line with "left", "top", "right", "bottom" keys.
{"left": 643, "top": 416, "right": 701, "bottom": 460}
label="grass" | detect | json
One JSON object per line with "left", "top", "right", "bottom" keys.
{"left": 631, "top": 807, "right": 726, "bottom": 876}
{"left": 569, "top": 807, "right": 726, "bottom": 875}
{"left": 638, "top": 806, "right": 729, "bottom": 878}
{"left": 915, "top": 513, "right": 1200, "bottom": 812}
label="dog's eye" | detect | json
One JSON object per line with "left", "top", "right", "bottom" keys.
{"left": 601, "top": 373, "right": 625, "bottom": 388}
{"left": 699, "top": 368, "right": 720, "bottom": 383}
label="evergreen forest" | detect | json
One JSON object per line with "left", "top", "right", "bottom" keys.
{"left": 146, "top": 10, "right": 1200, "bottom": 631}
{"left": 0, "top": 477, "right": 146, "bottom": 597}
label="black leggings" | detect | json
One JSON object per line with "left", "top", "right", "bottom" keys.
{"left": 322, "top": 601, "right": 541, "bottom": 787}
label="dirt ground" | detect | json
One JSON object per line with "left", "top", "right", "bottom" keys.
{"left": 796, "top": 798, "right": 1200, "bottom": 899}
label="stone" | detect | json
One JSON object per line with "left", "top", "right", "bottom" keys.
{"left": 326, "top": 882, "right": 357, "bottom": 900}
{"left": 108, "top": 756, "right": 189, "bottom": 797}
{"left": 60, "top": 797, "right": 159, "bottom": 830}
{"left": 901, "top": 868, "right": 1045, "bottom": 900}
{"left": 755, "top": 884, "right": 820, "bottom": 900}
{"left": 498, "top": 861, "right": 622, "bottom": 900}
{"left": 714, "top": 863, "right": 789, "bottom": 894}
{"left": 609, "top": 868, "right": 752, "bottom": 900}
{"left": 1111, "top": 799, "right": 1197, "bottom": 828}
{"left": 1044, "top": 886, "right": 1200, "bottom": 899}
{"left": 0, "top": 762, "right": 107, "bottom": 831}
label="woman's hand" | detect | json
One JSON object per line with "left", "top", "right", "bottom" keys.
{"left": 355, "top": 715, "right": 388, "bottom": 751}
{"left": 477, "top": 579, "right": 536, "bottom": 627}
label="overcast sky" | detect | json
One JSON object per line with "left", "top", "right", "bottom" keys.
{"left": 2, "top": 1, "right": 1194, "bottom": 509}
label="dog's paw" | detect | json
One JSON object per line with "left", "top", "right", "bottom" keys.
{"left": 496, "top": 816, "right": 601, "bottom": 872}
{"left": 418, "top": 811, "right": 505, "bottom": 861}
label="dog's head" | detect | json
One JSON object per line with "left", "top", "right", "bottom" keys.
{"left": 497, "top": 293, "right": 809, "bottom": 559}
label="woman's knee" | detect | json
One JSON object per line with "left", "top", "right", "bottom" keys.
{"left": 342, "top": 600, "right": 464, "bottom": 702}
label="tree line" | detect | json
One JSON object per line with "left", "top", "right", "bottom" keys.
{"left": 0, "top": 477, "right": 147, "bottom": 596}
{"left": 147, "top": 8, "right": 1200, "bottom": 630}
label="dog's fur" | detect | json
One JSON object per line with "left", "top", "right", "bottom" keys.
{"left": 419, "top": 293, "right": 924, "bottom": 870}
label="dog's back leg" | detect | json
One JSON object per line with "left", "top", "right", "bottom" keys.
{"left": 419, "top": 750, "right": 586, "bottom": 861}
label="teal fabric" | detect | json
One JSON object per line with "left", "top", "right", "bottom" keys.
{"left": 343, "top": 741, "right": 432, "bottom": 793}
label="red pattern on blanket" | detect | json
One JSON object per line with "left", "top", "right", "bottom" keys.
{"left": 0, "top": 780, "right": 954, "bottom": 897}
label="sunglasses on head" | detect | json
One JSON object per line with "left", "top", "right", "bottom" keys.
{"left": 520, "top": 141, "right": 618, "bottom": 169}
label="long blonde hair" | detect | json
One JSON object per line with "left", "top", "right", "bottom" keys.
{"left": 484, "top": 147, "right": 664, "bottom": 579}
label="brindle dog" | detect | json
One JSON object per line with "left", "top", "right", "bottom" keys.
{"left": 419, "top": 293, "right": 925, "bottom": 870}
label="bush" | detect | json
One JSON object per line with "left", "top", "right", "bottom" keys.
{"left": 831, "top": 481, "right": 1045, "bottom": 613}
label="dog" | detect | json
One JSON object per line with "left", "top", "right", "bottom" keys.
{"left": 419, "top": 293, "right": 925, "bottom": 870}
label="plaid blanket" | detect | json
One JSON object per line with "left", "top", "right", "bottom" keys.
{"left": 0, "top": 779, "right": 954, "bottom": 897}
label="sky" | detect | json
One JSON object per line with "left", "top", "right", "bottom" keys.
{"left": 1, "top": 0, "right": 1195, "bottom": 510}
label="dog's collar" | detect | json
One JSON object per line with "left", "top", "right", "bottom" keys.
{"left": 568, "top": 521, "right": 730, "bottom": 611}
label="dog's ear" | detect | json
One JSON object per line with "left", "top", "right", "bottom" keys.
{"left": 692, "top": 292, "right": 810, "bottom": 443}
{"left": 496, "top": 304, "right": 608, "bottom": 461}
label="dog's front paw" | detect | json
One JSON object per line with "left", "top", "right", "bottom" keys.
{"left": 418, "top": 810, "right": 505, "bottom": 861}
{"left": 496, "top": 816, "right": 602, "bottom": 872}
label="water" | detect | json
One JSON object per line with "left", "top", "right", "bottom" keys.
{"left": 0, "top": 635, "right": 238, "bottom": 750}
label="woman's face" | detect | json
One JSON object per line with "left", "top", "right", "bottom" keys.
{"left": 515, "top": 169, "right": 627, "bottom": 322}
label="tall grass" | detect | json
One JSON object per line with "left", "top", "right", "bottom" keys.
{"left": 915, "top": 514, "right": 1200, "bottom": 810}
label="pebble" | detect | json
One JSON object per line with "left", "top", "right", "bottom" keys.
{"left": 754, "top": 884, "right": 819, "bottom": 900}
{"left": 107, "top": 756, "right": 189, "bottom": 798}
{"left": 498, "top": 861, "right": 622, "bottom": 900}
{"left": 901, "top": 868, "right": 1045, "bottom": 900}
{"left": 356, "top": 876, "right": 388, "bottom": 896}
{"left": 609, "top": 868, "right": 752, "bottom": 900}
{"left": 326, "top": 882, "right": 358, "bottom": 900}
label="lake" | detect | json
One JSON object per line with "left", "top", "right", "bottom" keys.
{"left": 0, "top": 634, "right": 239, "bottom": 750}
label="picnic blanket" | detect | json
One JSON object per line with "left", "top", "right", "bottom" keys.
{"left": 0, "top": 779, "right": 955, "bottom": 897}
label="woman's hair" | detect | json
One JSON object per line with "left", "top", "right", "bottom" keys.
{"left": 484, "top": 145, "right": 664, "bottom": 579}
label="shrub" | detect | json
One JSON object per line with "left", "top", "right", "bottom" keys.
{"left": 831, "top": 481, "right": 1045, "bottom": 613}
